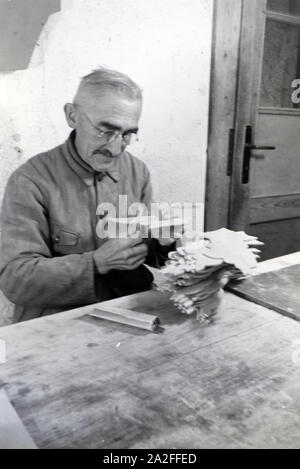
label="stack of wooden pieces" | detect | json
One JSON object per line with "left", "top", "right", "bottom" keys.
{"left": 153, "top": 228, "right": 263, "bottom": 323}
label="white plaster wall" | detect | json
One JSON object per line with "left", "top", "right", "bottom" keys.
{"left": 0, "top": 0, "right": 213, "bottom": 324}
{"left": 0, "top": 0, "right": 212, "bottom": 205}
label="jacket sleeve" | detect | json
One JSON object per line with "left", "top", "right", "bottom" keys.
{"left": 141, "top": 164, "right": 153, "bottom": 210}
{"left": 0, "top": 171, "right": 101, "bottom": 308}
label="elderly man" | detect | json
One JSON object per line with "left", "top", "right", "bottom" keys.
{"left": 0, "top": 67, "right": 173, "bottom": 322}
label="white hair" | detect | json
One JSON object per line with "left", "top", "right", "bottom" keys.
{"left": 73, "top": 67, "right": 142, "bottom": 105}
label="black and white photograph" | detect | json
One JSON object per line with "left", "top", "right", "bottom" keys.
{"left": 0, "top": 0, "right": 300, "bottom": 452}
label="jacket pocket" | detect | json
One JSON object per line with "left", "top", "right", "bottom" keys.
{"left": 51, "top": 225, "right": 80, "bottom": 254}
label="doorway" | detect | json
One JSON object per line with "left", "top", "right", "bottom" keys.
{"left": 206, "top": 0, "right": 300, "bottom": 260}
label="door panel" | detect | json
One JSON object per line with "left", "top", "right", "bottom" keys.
{"left": 267, "top": 0, "right": 300, "bottom": 16}
{"left": 252, "top": 112, "right": 300, "bottom": 196}
{"left": 229, "top": 0, "right": 300, "bottom": 260}
{"left": 250, "top": 193, "right": 300, "bottom": 223}
{"left": 260, "top": 18, "right": 300, "bottom": 109}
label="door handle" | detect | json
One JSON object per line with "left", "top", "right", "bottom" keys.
{"left": 242, "top": 125, "right": 276, "bottom": 184}
{"left": 245, "top": 144, "right": 276, "bottom": 150}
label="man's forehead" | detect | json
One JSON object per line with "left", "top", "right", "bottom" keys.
{"left": 80, "top": 85, "right": 142, "bottom": 110}
{"left": 81, "top": 92, "right": 142, "bottom": 130}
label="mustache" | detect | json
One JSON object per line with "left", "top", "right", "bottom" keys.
{"left": 92, "top": 149, "right": 113, "bottom": 158}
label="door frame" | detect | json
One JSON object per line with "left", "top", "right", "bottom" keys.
{"left": 205, "top": 0, "right": 267, "bottom": 231}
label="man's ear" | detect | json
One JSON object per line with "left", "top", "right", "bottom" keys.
{"left": 64, "top": 103, "right": 77, "bottom": 129}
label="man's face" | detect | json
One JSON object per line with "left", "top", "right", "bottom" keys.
{"left": 69, "top": 88, "right": 142, "bottom": 171}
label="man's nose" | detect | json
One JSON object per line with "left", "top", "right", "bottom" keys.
{"left": 106, "top": 135, "right": 125, "bottom": 156}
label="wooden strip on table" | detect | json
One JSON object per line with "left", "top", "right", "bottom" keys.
{"left": 90, "top": 305, "right": 160, "bottom": 332}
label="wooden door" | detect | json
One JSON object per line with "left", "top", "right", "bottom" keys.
{"left": 206, "top": 0, "right": 300, "bottom": 260}
{"left": 231, "top": 0, "right": 300, "bottom": 260}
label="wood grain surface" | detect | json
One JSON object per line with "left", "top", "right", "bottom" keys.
{"left": 228, "top": 263, "right": 300, "bottom": 321}
{"left": 1, "top": 287, "right": 300, "bottom": 449}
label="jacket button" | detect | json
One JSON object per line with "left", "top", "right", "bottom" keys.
{"left": 54, "top": 235, "right": 60, "bottom": 243}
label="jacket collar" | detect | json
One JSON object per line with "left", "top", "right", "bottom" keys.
{"left": 62, "top": 131, "right": 120, "bottom": 185}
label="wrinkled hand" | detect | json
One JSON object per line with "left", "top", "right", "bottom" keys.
{"left": 93, "top": 238, "right": 148, "bottom": 274}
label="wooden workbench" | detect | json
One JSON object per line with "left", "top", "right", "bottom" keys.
{"left": 1, "top": 253, "right": 300, "bottom": 449}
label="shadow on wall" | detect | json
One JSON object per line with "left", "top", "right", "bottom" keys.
{"left": 0, "top": 0, "right": 61, "bottom": 71}
{"left": 0, "top": 0, "right": 61, "bottom": 326}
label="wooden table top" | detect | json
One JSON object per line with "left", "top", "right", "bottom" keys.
{"left": 1, "top": 253, "right": 300, "bottom": 449}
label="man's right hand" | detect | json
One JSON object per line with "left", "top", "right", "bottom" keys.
{"left": 93, "top": 238, "right": 148, "bottom": 274}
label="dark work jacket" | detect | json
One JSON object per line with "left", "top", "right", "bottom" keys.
{"left": 0, "top": 132, "right": 170, "bottom": 322}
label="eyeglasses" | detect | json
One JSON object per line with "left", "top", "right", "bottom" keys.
{"left": 79, "top": 109, "right": 139, "bottom": 145}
